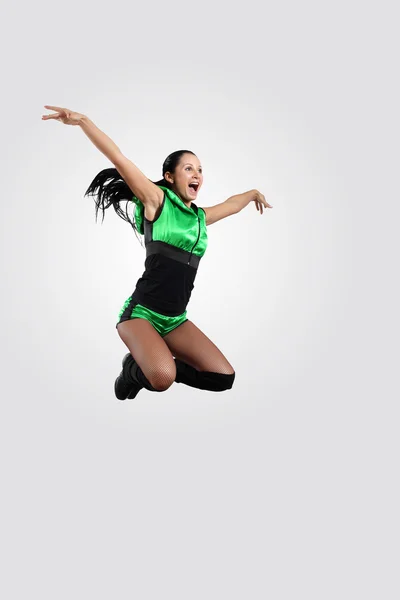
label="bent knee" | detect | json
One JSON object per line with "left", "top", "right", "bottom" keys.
{"left": 148, "top": 367, "right": 176, "bottom": 391}
{"left": 151, "top": 378, "right": 174, "bottom": 392}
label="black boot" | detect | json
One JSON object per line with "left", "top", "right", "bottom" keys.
{"left": 114, "top": 353, "right": 143, "bottom": 400}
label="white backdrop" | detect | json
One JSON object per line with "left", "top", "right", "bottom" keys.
{"left": 1, "top": 0, "right": 399, "bottom": 598}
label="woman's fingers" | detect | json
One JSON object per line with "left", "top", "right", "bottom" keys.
{"left": 42, "top": 112, "right": 60, "bottom": 120}
{"left": 42, "top": 106, "right": 65, "bottom": 120}
{"left": 42, "top": 105, "right": 83, "bottom": 126}
{"left": 258, "top": 193, "right": 273, "bottom": 209}
{"left": 255, "top": 201, "right": 263, "bottom": 214}
{"left": 44, "top": 105, "right": 66, "bottom": 112}
{"left": 43, "top": 106, "right": 68, "bottom": 119}
{"left": 254, "top": 194, "right": 273, "bottom": 214}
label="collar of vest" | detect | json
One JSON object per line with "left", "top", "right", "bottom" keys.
{"left": 132, "top": 186, "right": 200, "bottom": 235}
{"left": 158, "top": 186, "right": 199, "bottom": 214}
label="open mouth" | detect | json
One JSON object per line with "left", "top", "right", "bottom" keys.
{"left": 188, "top": 183, "right": 199, "bottom": 193}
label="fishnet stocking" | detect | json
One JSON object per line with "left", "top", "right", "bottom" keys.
{"left": 117, "top": 319, "right": 176, "bottom": 391}
{"left": 163, "top": 320, "right": 235, "bottom": 374}
{"left": 117, "top": 318, "right": 235, "bottom": 393}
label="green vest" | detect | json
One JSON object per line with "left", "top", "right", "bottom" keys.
{"left": 132, "top": 186, "right": 208, "bottom": 258}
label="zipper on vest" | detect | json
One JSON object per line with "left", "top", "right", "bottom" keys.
{"left": 188, "top": 214, "right": 201, "bottom": 265}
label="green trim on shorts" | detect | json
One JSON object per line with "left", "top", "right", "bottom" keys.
{"left": 130, "top": 304, "right": 187, "bottom": 337}
{"left": 117, "top": 298, "right": 187, "bottom": 337}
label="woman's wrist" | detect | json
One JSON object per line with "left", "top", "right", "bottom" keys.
{"left": 78, "top": 114, "right": 90, "bottom": 126}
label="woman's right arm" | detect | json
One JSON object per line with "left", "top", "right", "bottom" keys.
{"left": 42, "top": 106, "right": 163, "bottom": 206}
{"left": 80, "top": 116, "right": 163, "bottom": 205}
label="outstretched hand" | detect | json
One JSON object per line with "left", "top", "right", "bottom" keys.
{"left": 41, "top": 105, "right": 85, "bottom": 126}
{"left": 252, "top": 190, "right": 272, "bottom": 214}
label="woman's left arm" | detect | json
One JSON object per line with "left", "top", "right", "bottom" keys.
{"left": 202, "top": 189, "right": 272, "bottom": 226}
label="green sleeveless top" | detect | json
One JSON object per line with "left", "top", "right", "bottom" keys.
{"left": 132, "top": 186, "right": 208, "bottom": 257}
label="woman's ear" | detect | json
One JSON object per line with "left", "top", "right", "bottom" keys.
{"left": 164, "top": 171, "right": 174, "bottom": 184}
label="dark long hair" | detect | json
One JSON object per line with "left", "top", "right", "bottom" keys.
{"left": 84, "top": 150, "right": 195, "bottom": 240}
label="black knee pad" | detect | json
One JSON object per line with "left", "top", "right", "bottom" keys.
{"left": 203, "top": 371, "right": 235, "bottom": 391}
{"left": 175, "top": 360, "right": 235, "bottom": 391}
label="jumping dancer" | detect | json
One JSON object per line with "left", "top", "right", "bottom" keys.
{"left": 42, "top": 105, "right": 272, "bottom": 400}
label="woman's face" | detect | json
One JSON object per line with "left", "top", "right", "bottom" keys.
{"left": 165, "top": 153, "right": 203, "bottom": 203}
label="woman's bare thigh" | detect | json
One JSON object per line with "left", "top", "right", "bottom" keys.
{"left": 163, "top": 320, "right": 234, "bottom": 374}
{"left": 117, "top": 318, "right": 176, "bottom": 382}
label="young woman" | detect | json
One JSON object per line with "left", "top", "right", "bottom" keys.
{"left": 42, "top": 105, "right": 272, "bottom": 400}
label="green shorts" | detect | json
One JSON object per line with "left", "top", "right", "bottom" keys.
{"left": 116, "top": 296, "right": 187, "bottom": 338}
